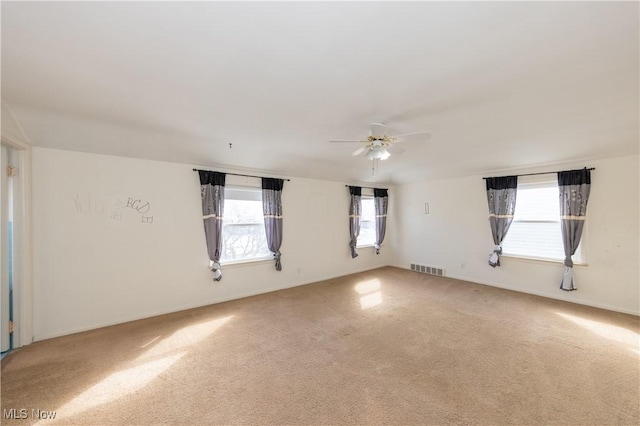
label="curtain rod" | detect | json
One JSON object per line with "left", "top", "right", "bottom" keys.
{"left": 345, "top": 185, "right": 388, "bottom": 190}
{"left": 482, "top": 167, "right": 595, "bottom": 180}
{"left": 193, "top": 168, "right": 290, "bottom": 181}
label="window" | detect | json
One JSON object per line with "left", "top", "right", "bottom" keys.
{"left": 221, "top": 187, "right": 271, "bottom": 263}
{"left": 502, "top": 180, "right": 584, "bottom": 263}
{"left": 357, "top": 196, "right": 376, "bottom": 247}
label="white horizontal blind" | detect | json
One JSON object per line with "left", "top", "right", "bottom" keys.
{"left": 225, "top": 186, "right": 262, "bottom": 202}
{"left": 502, "top": 181, "right": 583, "bottom": 262}
{"left": 358, "top": 197, "right": 376, "bottom": 247}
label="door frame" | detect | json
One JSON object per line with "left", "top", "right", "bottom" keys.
{"left": 1, "top": 135, "right": 33, "bottom": 348}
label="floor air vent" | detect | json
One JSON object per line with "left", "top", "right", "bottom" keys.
{"left": 410, "top": 263, "right": 445, "bottom": 276}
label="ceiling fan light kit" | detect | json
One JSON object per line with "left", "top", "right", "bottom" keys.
{"left": 366, "top": 146, "right": 391, "bottom": 161}
{"left": 329, "top": 122, "right": 431, "bottom": 174}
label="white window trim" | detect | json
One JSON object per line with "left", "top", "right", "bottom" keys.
{"left": 221, "top": 256, "right": 273, "bottom": 268}
{"left": 356, "top": 194, "right": 376, "bottom": 248}
{"left": 220, "top": 184, "right": 272, "bottom": 265}
{"left": 501, "top": 253, "right": 588, "bottom": 267}
{"left": 501, "top": 177, "right": 588, "bottom": 266}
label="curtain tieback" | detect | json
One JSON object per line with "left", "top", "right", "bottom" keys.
{"left": 564, "top": 256, "right": 574, "bottom": 268}
{"left": 488, "top": 245, "right": 502, "bottom": 268}
{"left": 210, "top": 261, "right": 222, "bottom": 281}
{"left": 274, "top": 251, "right": 282, "bottom": 271}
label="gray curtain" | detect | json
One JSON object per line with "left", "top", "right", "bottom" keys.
{"left": 374, "top": 188, "right": 388, "bottom": 255}
{"left": 262, "top": 178, "right": 284, "bottom": 271}
{"left": 558, "top": 169, "right": 591, "bottom": 291}
{"left": 486, "top": 176, "right": 518, "bottom": 267}
{"left": 199, "top": 171, "right": 226, "bottom": 281}
{"left": 348, "top": 186, "right": 362, "bottom": 258}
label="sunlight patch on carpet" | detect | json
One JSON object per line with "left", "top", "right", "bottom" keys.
{"left": 140, "top": 335, "right": 161, "bottom": 348}
{"left": 557, "top": 312, "right": 639, "bottom": 353}
{"left": 43, "top": 352, "right": 186, "bottom": 424}
{"left": 355, "top": 279, "right": 381, "bottom": 294}
{"left": 359, "top": 291, "right": 383, "bottom": 309}
{"left": 355, "top": 279, "right": 383, "bottom": 309}
{"left": 137, "top": 315, "right": 234, "bottom": 361}
{"left": 47, "top": 315, "right": 234, "bottom": 422}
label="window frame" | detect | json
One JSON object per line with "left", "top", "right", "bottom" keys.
{"left": 220, "top": 185, "right": 272, "bottom": 266}
{"left": 501, "top": 178, "right": 587, "bottom": 265}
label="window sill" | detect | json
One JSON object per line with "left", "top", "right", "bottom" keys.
{"left": 221, "top": 256, "right": 274, "bottom": 268}
{"left": 501, "top": 254, "right": 588, "bottom": 267}
{"left": 356, "top": 244, "right": 377, "bottom": 249}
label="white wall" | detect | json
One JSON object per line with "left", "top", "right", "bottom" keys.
{"left": 30, "top": 147, "right": 638, "bottom": 340}
{"left": 32, "top": 148, "right": 393, "bottom": 340}
{"left": 392, "top": 155, "right": 640, "bottom": 315}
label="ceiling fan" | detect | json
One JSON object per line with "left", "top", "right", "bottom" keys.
{"left": 329, "top": 122, "right": 431, "bottom": 161}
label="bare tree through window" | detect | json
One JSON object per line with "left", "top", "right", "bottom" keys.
{"left": 221, "top": 197, "right": 270, "bottom": 262}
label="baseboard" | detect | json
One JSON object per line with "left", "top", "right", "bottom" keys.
{"left": 392, "top": 263, "right": 639, "bottom": 316}
{"left": 33, "top": 263, "right": 392, "bottom": 341}
{"left": 41, "top": 261, "right": 635, "bottom": 341}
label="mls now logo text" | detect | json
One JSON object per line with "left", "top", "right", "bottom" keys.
{"left": 3, "top": 408, "right": 57, "bottom": 420}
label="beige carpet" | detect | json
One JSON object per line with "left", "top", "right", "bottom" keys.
{"left": 1, "top": 266, "right": 639, "bottom": 425}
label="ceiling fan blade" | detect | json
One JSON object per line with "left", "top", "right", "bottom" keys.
{"left": 351, "top": 146, "right": 368, "bottom": 156}
{"left": 370, "top": 122, "right": 387, "bottom": 138}
{"left": 329, "top": 140, "right": 362, "bottom": 143}
{"left": 389, "top": 131, "right": 431, "bottom": 142}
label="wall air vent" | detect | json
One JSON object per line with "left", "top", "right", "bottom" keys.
{"left": 410, "top": 264, "right": 445, "bottom": 277}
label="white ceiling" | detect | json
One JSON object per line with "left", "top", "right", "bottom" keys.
{"left": 2, "top": 1, "right": 638, "bottom": 184}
